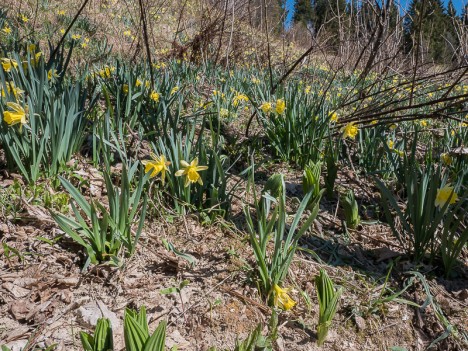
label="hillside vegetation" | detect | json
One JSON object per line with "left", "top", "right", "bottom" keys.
{"left": 0, "top": 1, "right": 467, "bottom": 350}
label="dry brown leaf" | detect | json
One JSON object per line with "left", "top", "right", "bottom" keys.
{"left": 2, "top": 282, "right": 30, "bottom": 298}
{"left": 8, "top": 299, "right": 35, "bottom": 320}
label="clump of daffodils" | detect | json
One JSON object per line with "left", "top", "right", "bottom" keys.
{"left": 1, "top": 58, "right": 18, "bottom": 72}
{"left": 232, "top": 92, "right": 249, "bottom": 107}
{"left": 1, "top": 82, "right": 24, "bottom": 99}
{"left": 275, "top": 99, "right": 286, "bottom": 114}
{"left": 98, "top": 66, "right": 115, "bottom": 79}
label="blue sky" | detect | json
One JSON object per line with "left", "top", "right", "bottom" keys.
{"left": 285, "top": 0, "right": 465, "bottom": 26}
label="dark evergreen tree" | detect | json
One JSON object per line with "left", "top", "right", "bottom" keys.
{"left": 311, "top": 0, "right": 346, "bottom": 50}
{"left": 446, "top": 0, "right": 460, "bottom": 54}
{"left": 405, "top": 0, "right": 453, "bottom": 62}
{"left": 388, "top": 2, "right": 399, "bottom": 29}
{"left": 463, "top": 4, "right": 468, "bottom": 25}
{"left": 293, "top": 0, "right": 313, "bottom": 27}
{"left": 447, "top": 0, "right": 457, "bottom": 19}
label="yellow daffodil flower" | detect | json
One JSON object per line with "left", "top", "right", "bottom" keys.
{"left": 342, "top": 122, "right": 359, "bottom": 139}
{"left": 1, "top": 81, "right": 24, "bottom": 98}
{"left": 212, "top": 90, "right": 225, "bottom": 99}
{"left": 329, "top": 112, "right": 338, "bottom": 123}
{"left": 3, "top": 102, "right": 28, "bottom": 130}
{"left": 3, "top": 26, "right": 12, "bottom": 35}
{"left": 251, "top": 77, "right": 260, "bottom": 84}
{"left": 435, "top": 184, "right": 458, "bottom": 208}
{"left": 104, "top": 66, "right": 114, "bottom": 78}
{"left": 273, "top": 284, "right": 296, "bottom": 311}
{"left": 440, "top": 153, "right": 452, "bottom": 166}
{"left": 233, "top": 93, "right": 249, "bottom": 107}
{"left": 219, "top": 108, "right": 229, "bottom": 118}
{"left": 31, "top": 52, "right": 42, "bottom": 67}
{"left": 1, "top": 58, "right": 18, "bottom": 72}
{"left": 275, "top": 99, "right": 286, "bottom": 114}
{"left": 71, "top": 34, "right": 81, "bottom": 40}
{"left": 150, "top": 91, "right": 160, "bottom": 102}
{"left": 260, "top": 102, "right": 272, "bottom": 114}
{"left": 170, "top": 86, "right": 179, "bottom": 95}
{"left": 142, "top": 153, "right": 171, "bottom": 184}
{"left": 48, "top": 69, "right": 58, "bottom": 80}
{"left": 387, "top": 140, "right": 394, "bottom": 149}
{"left": 175, "top": 157, "right": 208, "bottom": 187}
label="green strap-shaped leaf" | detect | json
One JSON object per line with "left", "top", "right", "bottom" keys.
{"left": 143, "top": 321, "right": 167, "bottom": 351}
{"left": 59, "top": 176, "right": 91, "bottom": 217}
{"left": 124, "top": 308, "right": 149, "bottom": 351}
{"left": 79, "top": 332, "right": 94, "bottom": 351}
{"left": 94, "top": 318, "right": 113, "bottom": 351}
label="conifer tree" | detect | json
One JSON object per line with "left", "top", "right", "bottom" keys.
{"left": 446, "top": 0, "right": 460, "bottom": 54}
{"left": 311, "top": 0, "right": 346, "bottom": 49}
{"left": 462, "top": 4, "right": 468, "bottom": 25}
{"left": 405, "top": 0, "right": 453, "bottom": 62}
{"left": 447, "top": 0, "right": 457, "bottom": 19}
{"left": 293, "top": 0, "right": 313, "bottom": 28}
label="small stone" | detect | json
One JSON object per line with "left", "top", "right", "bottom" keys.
{"left": 355, "top": 316, "right": 366, "bottom": 331}
{"left": 76, "top": 300, "right": 120, "bottom": 330}
{"left": 166, "top": 330, "right": 190, "bottom": 349}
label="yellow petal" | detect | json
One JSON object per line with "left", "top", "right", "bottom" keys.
{"left": 6, "top": 102, "right": 24, "bottom": 114}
